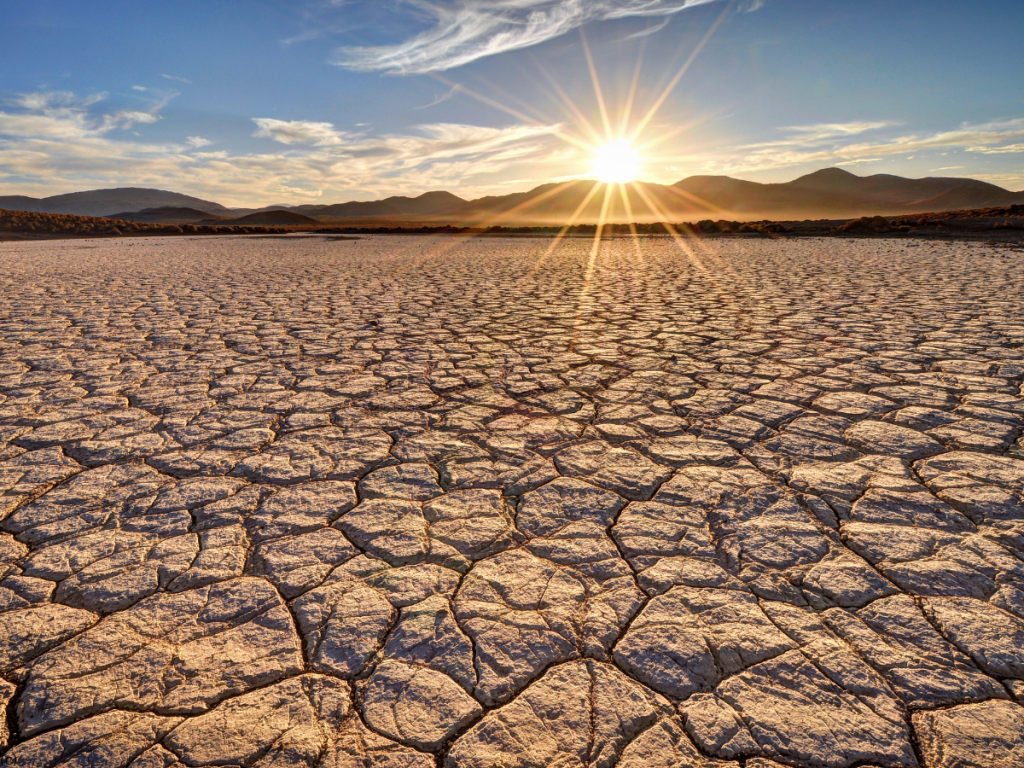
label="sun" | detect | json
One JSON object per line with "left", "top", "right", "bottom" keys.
{"left": 592, "top": 139, "right": 641, "bottom": 184}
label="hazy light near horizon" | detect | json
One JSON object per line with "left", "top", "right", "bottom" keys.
{"left": 593, "top": 140, "right": 642, "bottom": 183}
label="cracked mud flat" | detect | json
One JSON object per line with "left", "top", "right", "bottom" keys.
{"left": 0, "top": 234, "right": 1023, "bottom": 768}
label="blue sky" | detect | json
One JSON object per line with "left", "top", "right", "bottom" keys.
{"left": 2, "top": 0, "right": 1023, "bottom": 205}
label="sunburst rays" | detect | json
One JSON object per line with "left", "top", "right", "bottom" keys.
{"left": 371, "top": 0, "right": 743, "bottom": 293}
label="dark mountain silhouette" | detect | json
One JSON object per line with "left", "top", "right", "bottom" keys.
{"left": 4, "top": 170, "right": 1021, "bottom": 225}
{"left": 294, "top": 191, "right": 471, "bottom": 218}
{"left": 669, "top": 168, "right": 1023, "bottom": 218}
{"left": 300, "top": 170, "right": 1024, "bottom": 223}
{"left": 0, "top": 188, "right": 229, "bottom": 218}
{"left": 0, "top": 196, "right": 40, "bottom": 212}
{"left": 455, "top": 170, "right": 1024, "bottom": 223}
{"left": 109, "top": 207, "right": 227, "bottom": 223}
{"left": 206, "top": 210, "right": 320, "bottom": 226}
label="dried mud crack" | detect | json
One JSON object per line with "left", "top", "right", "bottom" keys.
{"left": 0, "top": 234, "right": 1023, "bottom": 768}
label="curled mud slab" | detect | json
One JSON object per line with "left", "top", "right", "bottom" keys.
{"left": 1, "top": 234, "right": 1023, "bottom": 767}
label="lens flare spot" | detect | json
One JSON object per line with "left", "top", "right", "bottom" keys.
{"left": 592, "top": 139, "right": 641, "bottom": 184}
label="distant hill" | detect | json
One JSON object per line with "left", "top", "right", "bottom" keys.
{"left": 0, "top": 196, "right": 40, "bottom": 212}
{"left": 0, "top": 188, "right": 229, "bottom": 218}
{"left": 109, "top": 206, "right": 227, "bottom": 223}
{"left": 207, "top": 210, "right": 319, "bottom": 226}
{"left": 670, "top": 168, "right": 1024, "bottom": 218}
{"left": 458, "top": 170, "right": 1024, "bottom": 223}
{"left": 296, "top": 191, "right": 471, "bottom": 218}
{"left": 4, "top": 170, "right": 1022, "bottom": 225}
{"left": 299, "top": 170, "right": 1024, "bottom": 224}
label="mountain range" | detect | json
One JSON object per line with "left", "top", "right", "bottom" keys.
{"left": 3, "top": 169, "right": 1022, "bottom": 224}
{"left": 0, "top": 188, "right": 229, "bottom": 218}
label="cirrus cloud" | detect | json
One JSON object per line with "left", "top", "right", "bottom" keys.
{"left": 0, "top": 90, "right": 566, "bottom": 205}
{"left": 333, "top": 0, "right": 724, "bottom": 74}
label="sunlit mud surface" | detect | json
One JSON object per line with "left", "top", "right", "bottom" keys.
{"left": 1, "top": 234, "right": 1023, "bottom": 767}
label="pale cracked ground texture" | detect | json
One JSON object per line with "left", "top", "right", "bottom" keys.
{"left": 0, "top": 234, "right": 1023, "bottom": 768}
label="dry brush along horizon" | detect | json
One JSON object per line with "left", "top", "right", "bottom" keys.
{"left": 0, "top": 234, "right": 1023, "bottom": 767}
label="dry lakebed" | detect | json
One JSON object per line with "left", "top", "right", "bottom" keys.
{"left": 0, "top": 234, "right": 1022, "bottom": 767}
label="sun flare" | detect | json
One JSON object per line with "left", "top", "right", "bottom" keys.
{"left": 592, "top": 139, "right": 641, "bottom": 184}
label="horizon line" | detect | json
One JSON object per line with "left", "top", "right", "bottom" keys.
{"left": 2, "top": 166, "right": 1020, "bottom": 210}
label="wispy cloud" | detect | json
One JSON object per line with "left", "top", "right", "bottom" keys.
{"left": 0, "top": 90, "right": 565, "bottom": 205}
{"left": 0, "top": 91, "right": 167, "bottom": 139}
{"left": 333, "top": 0, "right": 723, "bottom": 74}
{"left": 618, "top": 16, "right": 673, "bottom": 41}
{"left": 13, "top": 92, "right": 106, "bottom": 111}
{"left": 834, "top": 158, "right": 882, "bottom": 167}
{"left": 741, "top": 121, "right": 894, "bottom": 151}
{"left": 693, "top": 118, "right": 1024, "bottom": 179}
{"left": 161, "top": 74, "right": 193, "bottom": 84}
{"left": 969, "top": 143, "right": 1024, "bottom": 155}
{"left": 415, "top": 84, "right": 463, "bottom": 110}
{"left": 253, "top": 118, "right": 348, "bottom": 146}
{"left": 782, "top": 122, "right": 894, "bottom": 139}
{"left": 108, "top": 111, "right": 161, "bottom": 130}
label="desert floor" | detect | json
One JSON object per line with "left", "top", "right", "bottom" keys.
{"left": 1, "top": 235, "right": 1023, "bottom": 767}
